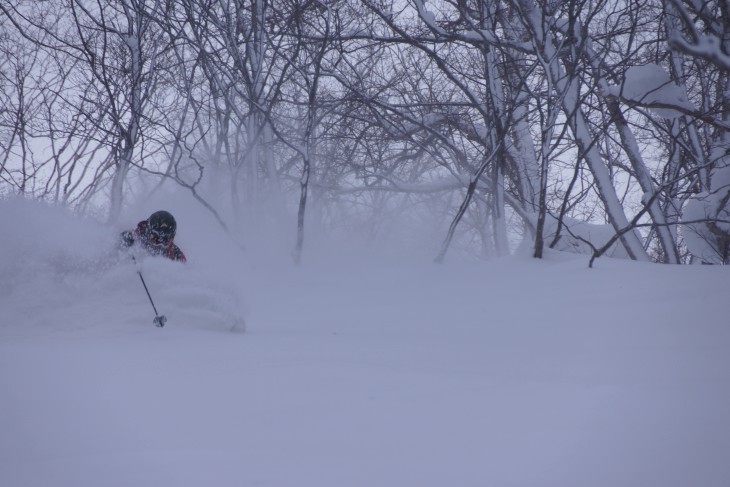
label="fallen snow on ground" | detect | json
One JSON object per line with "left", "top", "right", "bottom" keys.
{"left": 1, "top": 199, "right": 729, "bottom": 487}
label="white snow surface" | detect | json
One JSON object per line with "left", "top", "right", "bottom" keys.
{"left": 2, "top": 198, "right": 729, "bottom": 487}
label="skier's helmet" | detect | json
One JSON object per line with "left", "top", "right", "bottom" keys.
{"left": 148, "top": 210, "right": 176, "bottom": 243}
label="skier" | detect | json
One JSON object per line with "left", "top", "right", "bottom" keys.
{"left": 120, "top": 210, "right": 187, "bottom": 263}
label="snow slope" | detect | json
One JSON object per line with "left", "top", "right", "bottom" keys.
{"left": 1, "top": 199, "right": 729, "bottom": 487}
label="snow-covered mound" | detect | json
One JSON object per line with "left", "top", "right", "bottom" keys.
{"left": 1, "top": 198, "right": 728, "bottom": 487}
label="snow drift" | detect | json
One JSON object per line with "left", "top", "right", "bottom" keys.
{"left": 1, "top": 198, "right": 729, "bottom": 487}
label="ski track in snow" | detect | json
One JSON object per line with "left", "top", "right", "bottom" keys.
{"left": 1, "top": 202, "right": 729, "bottom": 487}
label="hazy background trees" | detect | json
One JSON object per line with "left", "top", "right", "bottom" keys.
{"left": 1, "top": 0, "right": 728, "bottom": 264}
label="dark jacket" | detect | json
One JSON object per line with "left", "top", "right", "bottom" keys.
{"left": 121, "top": 220, "right": 187, "bottom": 263}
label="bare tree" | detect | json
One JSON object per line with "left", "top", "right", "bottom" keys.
{"left": 1, "top": 0, "right": 176, "bottom": 220}
{"left": 1, "top": 0, "right": 727, "bottom": 264}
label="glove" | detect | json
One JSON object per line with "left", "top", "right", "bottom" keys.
{"left": 120, "top": 230, "right": 135, "bottom": 248}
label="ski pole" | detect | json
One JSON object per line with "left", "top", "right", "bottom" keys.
{"left": 132, "top": 256, "right": 167, "bottom": 328}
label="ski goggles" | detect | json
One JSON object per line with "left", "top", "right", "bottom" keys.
{"left": 150, "top": 226, "right": 174, "bottom": 244}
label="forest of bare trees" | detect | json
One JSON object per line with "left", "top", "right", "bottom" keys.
{"left": 1, "top": 0, "right": 729, "bottom": 264}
